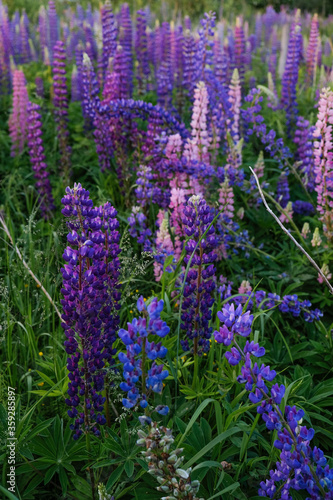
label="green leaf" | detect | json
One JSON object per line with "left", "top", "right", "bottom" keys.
{"left": 184, "top": 427, "right": 241, "bottom": 468}
{"left": 124, "top": 460, "right": 134, "bottom": 478}
{"left": 177, "top": 398, "right": 223, "bottom": 447}
{"left": 106, "top": 464, "right": 125, "bottom": 490}
{"left": 207, "top": 482, "right": 241, "bottom": 499}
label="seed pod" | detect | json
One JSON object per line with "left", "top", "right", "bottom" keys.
{"left": 175, "top": 468, "right": 189, "bottom": 480}
{"left": 136, "top": 438, "right": 146, "bottom": 445}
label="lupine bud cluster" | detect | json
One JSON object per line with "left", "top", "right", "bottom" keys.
{"left": 60, "top": 183, "right": 121, "bottom": 439}
{"left": 214, "top": 301, "right": 333, "bottom": 498}
{"left": 137, "top": 422, "right": 204, "bottom": 500}
{"left": 118, "top": 296, "right": 170, "bottom": 416}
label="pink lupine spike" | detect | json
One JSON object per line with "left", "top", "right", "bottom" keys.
{"left": 306, "top": 14, "right": 319, "bottom": 86}
{"left": 313, "top": 88, "right": 333, "bottom": 240}
{"left": 154, "top": 210, "right": 174, "bottom": 282}
{"left": 218, "top": 177, "right": 234, "bottom": 223}
{"left": 165, "top": 133, "right": 182, "bottom": 161}
{"left": 238, "top": 280, "right": 252, "bottom": 295}
{"left": 183, "top": 81, "right": 211, "bottom": 165}
{"left": 9, "top": 69, "right": 29, "bottom": 157}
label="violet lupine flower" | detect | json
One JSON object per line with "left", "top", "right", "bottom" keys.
{"left": 81, "top": 52, "right": 100, "bottom": 124}
{"left": 182, "top": 30, "right": 197, "bottom": 94}
{"left": 196, "top": 12, "right": 215, "bottom": 82}
{"left": 128, "top": 206, "right": 153, "bottom": 252}
{"left": 293, "top": 116, "right": 316, "bottom": 191}
{"left": 47, "top": 0, "right": 58, "bottom": 63}
{"left": 184, "top": 81, "right": 211, "bottom": 165}
{"left": 113, "top": 45, "right": 131, "bottom": 99}
{"left": 313, "top": 88, "right": 333, "bottom": 240}
{"left": 135, "top": 10, "right": 149, "bottom": 95}
{"left": 234, "top": 17, "right": 246, "bottom": 86}
{"left": 118, "top": 3, "right": 133, "bottom": 97}
{"left": 35, "top": 77, "right": 44, "bottom": 99}
{"left": 276, "top": 172, "right": 290, "bottom": 208}
{"left": 27, "top": 102, "right": 55, "bottom": 220}
{"left": 214, "top": 302, "right": 332, "bottom": 498}
{"left": 9, "top": 69, "right": 29, "bottom": 157}
{"left": 38, "top": 6, "right": 48, "bottom": 60}
{"left": 101, "top": 0, "right": 117, "bottom": 82}
{"left": 220, "top": 286, "right": 323, "bottom": 323}
{"left": 306, "top": 14, "right": 319, "bottom": 86}
{"left": 281, "top": 10, "right": 302, "bottom": 134}
{"left": 118, "top": 296, "right": 170, "bottom": 416}
{"left": 242, "top": 89, "right": 291, "bottom": 168}
{"left": 53, "top": 41, "right": 71, "bottom": 177}
{"left": 61, "top": 183, "right": 121, "bottom": 440}
{"left": 180, "top": 195, "right": 218, "bottom": 355}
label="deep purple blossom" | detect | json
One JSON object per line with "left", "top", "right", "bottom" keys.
{"left": 61, "top": 183, "right": 121, "bottom": 439}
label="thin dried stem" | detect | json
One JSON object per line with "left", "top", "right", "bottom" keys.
{"left": 249, "top": 167, "right": 333, "bottom": 295}
{"left": 0, "top": 214, "right": 63, "bottom": 320}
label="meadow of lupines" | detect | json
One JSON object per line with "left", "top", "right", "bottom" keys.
{"left": 1, "top": 1, "right": 333, "bottom": 499}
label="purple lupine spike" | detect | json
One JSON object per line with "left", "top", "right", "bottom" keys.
{"left": 71, "top": 66, "right": 80, "bottom": 102}
{"left": 281, "top": 10, "right": 302, "bottom": 134}
{"left": 27, "top": 102, "right": 55, "bottom": 219}
{"left": 47, "top": 0, "right": 58, "bottom": 63}
{"left": 293, "top": 116, "right": 316, "bottom": 191}
{"left": 84, "top": 23, "right": 97, "bottom": 63}
{"left": 268, "top": 28, "right": 278, "bottom": 82}
{"left": 0, "top": 23, "right": 10, "bottom": 95}
{"left": 276, "top": 172, "right": 290, "bottom": 208}
{"left": 118, "top": 3, "right": 133, "bottom": 97}
{"left": 184, "top": 15, "right": 191, "bottom": 31}
{"left": 157, "top": 60, "right": 172, "bottom": 109}
{"left": 113, "top": 45, "right": 131, "bottom": 99}
{"left": 135, "top": 10, "right": 149, "bottom": 95}
{"left": 75, "top": 43, "right": 83, "bottom": 101}
{"left": 305, "top": 14, "right": 319, "bottom": 86}
{"left": 242, "top": 88, "right": 292, "bottom": 168}
{"left": 101, "top": 0, "right": 117, "bottom": 82}
{"left": 118, "top": 296, "right": 169, "bottom": 416}
{"left": 180, "top": 195, "right": 218, "bottom": 355}
{"left": 196, "top": 11, "right": 216, "bottom": 82}
{"left": 10, "top": 10, "right": 21, "bottom": 64}
{"left": 93, "top": 102, "right": 113, "bottom": 172}
{"left": 20, "top": 13, "right": 30, "bottom": 64}
{"left": 263, "top": 5, "right": 278, "bottom": 44}
{"left": 35, "top": 76, "right": 44, "bottom": 98}
{"left": 182, "top": 29, "right": 197, "bottom": 94}
{"left": 313, "top": 88, "right": 333, "bottom": 240}
{"left": 213, "top": 34, "right": 228, "bottom": 87}
{"left": 53, "top": 40, "right": 71, "bottom": 177}
{"left": 9, "top": 69, "right": 29, "bottom": 157}
{"left": 81, "top": 52, "right": 100, "bottom": 123}
{"left": 234, "top": 17, "right": 246, "bottom": 86}
{"left": 254, "top": 13, "right": 262, "bottom": 49}
{"left": 61, "top": 183, "right": 121, "bottom": 439}
{"left": 174, "top": 25, "right": 184, "bottom": 109}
